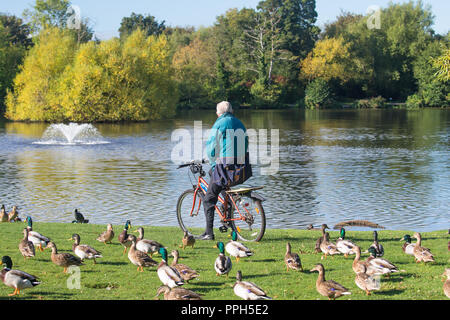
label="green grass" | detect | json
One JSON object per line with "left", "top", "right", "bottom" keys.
{"left": 0, "top": 221, "right": 448, "bottom": 300}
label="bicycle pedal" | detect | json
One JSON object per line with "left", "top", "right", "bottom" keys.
{"left": 219, "top": 226, "right": 229, "bottom": 233}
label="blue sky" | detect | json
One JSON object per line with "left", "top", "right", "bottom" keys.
{"left": 1, "top": 0, "right": 449, "bottom": 39}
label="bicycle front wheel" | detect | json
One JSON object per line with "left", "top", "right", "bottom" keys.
{"left": 176, "top": 189, "right": 206, "bottom": 238}
{"left": 229, "top": 194, "right": 266, "bottom": 242}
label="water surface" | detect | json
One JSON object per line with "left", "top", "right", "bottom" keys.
{"left": 0, "top": 109, "right": 448, "bottom": 231}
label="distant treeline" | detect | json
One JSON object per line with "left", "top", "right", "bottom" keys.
{"left": 0, "top": 0, "right": 448, "bottom": 122}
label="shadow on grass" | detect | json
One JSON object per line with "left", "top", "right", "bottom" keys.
{"left": 0, "top": 291, "right": 76, "bottom": 300}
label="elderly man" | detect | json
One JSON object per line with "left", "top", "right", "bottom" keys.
{"left": 198, "top": 101, "right": 252, "bottom": 240}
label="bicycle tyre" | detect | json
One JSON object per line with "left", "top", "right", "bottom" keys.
{"left": 176, "top": 189, "right": 206, "bottom": 237}
{"left": 229, "top": 196, "right": 266, "bottom": 242}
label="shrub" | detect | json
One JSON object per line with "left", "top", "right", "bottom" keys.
{"left": 304, "top": 79, "right": 333, "bottom": 109}
{"left": 356, "top": 96, "right": 387, "bottom": 109}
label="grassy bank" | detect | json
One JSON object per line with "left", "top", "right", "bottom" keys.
{"left": 0, "top": 221, "right": 448, "bottom": 300}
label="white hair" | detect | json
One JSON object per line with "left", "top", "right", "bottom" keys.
{"left": 216, "top": 101, "right": 233, "bottom": 116}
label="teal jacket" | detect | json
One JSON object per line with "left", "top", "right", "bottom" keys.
{"left": 206, "top": 113, "right": 248, "bottom": 170}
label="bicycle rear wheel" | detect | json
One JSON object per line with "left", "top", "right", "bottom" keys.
{"left": 176, "top": 189, "right": 206, "bottom": 238}
{"left": 229, "top": 194, "right": 266, "bottom": 242}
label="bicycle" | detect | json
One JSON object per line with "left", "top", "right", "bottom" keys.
{"left": 176, "top": 160, "right": 266, "bottom": 242}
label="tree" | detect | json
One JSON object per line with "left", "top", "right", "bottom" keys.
{"left": 119, "top": 13, "right": 165, "bottom": 40}
{"left": 23, "top": 0, "right": 93, "bottom": 43}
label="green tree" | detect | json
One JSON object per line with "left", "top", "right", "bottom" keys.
{"left": 119, "top": 13, "right": 166, "bottom": 40}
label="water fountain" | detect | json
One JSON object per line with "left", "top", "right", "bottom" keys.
{"left": 34, "top": 123, "right": 109, "bottom": 145}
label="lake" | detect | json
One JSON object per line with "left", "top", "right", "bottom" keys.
{"left": 0, "top": 108, "right": 448, "bottom": 232}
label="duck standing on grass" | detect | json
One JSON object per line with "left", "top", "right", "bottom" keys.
{"left": 335, "top": 228, "right": 357, "bottom": 258}
{"left": 127, "top": 235, "right": 158, "bottom": 272}
{"left": 320, "top": 232, "right": 341, "bottom": 259}
{"left": 214, "top": 242, "right": 232, "bottom": 278}
{"left": 170, "top": 250, "right": 199, "bottom": 283}
{"left": 233, "top": 270, "right": 272, "bottom": 300}
{"left": 118, "top": 220, "right": 132, "bottom": 254}
{"left": 157, "top": 247, "right": 184, "bottom": 288}
{"left": 399, "top": 235, "right": 415, "bottom": 256}
{"left": 96, "top": 223, "right": 114, "bottom": 244}
{"left": 70, "top": 234, "right": 103, "bottom": 264}
{"left": 181, "top": 231, "right": 195, "bottom": 249}
{"left": 442, "top": 268, "right": 450, "bottom": 299}
{"left": 26, "top": 216, "right": 51, "bottom": 252}
{"left": 47, "top": 241, "right": 84, "bottom": 273}
{"left": 412, "top": 232, "right": 435, "bottom": 263}
{"left": 72, "top": 209, "right": 89, "bottom": 224}
{"left": 225, "top": 231, "right": 253, "bottom": 263}
{"left": 314, "top": 224, "right": 329, "bottom": 253}
{"left": 284, "top": 242, "right": 303, "bottom": 272}
{"left": 365, "top": 247, "right": 400, "bottom": 278}
{"left": 354, "top": 264, "right": 381, "bottom": 296}
{"left": 134, "top": 227, "right": 164, "bottom": 257}
{"left": 1, "top": 256, "right": 41, "bottom": 296}
{"left": 155, "top": 285, "right": 203, "bottom": 300}
{"left": 8, "top": 206, "right": 19, "bottom": 222}
{"left": 19, "top": 228, "right": 35, "bottom": 259}
{"left": 0, "top": 205, "right": 8, "bottom": 222}
{"left": 310, "top": 263, "right": 351, "bottom": 300}
{"left": 365, "top": 230, "right": 384, "bottom": 257}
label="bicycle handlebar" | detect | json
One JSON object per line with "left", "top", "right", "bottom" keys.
{"left": 177, "top": 159, "right": 209, "bottom": 169}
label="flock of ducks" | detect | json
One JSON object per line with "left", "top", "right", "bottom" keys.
{"left": 1, "top": 208, "right": 449, "bottom": 300}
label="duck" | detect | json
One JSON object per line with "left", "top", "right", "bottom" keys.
{"left": 72, "top": 209, "right": 89, "bottom": 224}
{"left": 181, "top": 231, "right": 195, "bottom": 249}
{"left": 155, "top": 285, "right": 203, "bottom": 300}
{"left": 399, "top": 234, "right": 415, "bottom": 256}
{"left": 442, "top": 268, "right": 450, "bottom": 299}
{"left": 365, "top": 247, "right": 400, "bottom": 277}
{"left": 320, "top": 232, "right": 341, "bottom": 259}
{"left": 214, "top": 242, "right": 232, "bottom": 277}
{"left": 352, "top": 246, "right": 369, "bottom": 274}
{"left": 233, "top": 270, "right": 272, "bottom": 300}
{"left": 47, "top": 241, "right": 84, "bottom": 273}
{"left": 134, "top": 227, "right": 164, "bottom": 257}
{"left": 70, "top": 234, "right": 102, "bottom": 264}
{"left": 310, "top": 263, "right": 351, "bottom": 300}
{"left": 25, "top": 216, "right": 51, "bottom": 252}
{"left": 354, "top": 264, "right": 380, "bottom": 296}
{"left": 307, "top": 224, "right": 322, "bottom": 231}
{"left": 127, "top": 234, "right": 158, "bottom": 272}
{"left": 412, "top": 232, "right": 435, "bottom": 263}
{"left": 335, "top": 228, "right": 357, "bottom": 258}
{"left": 365, "top": 230, "right": 384, "bottom": 257}
{"left": 0, "top": 205, "right": 8, "bottom": 222}
{"left": 284, "top": 242, "right": 303, "bottom": 272}
{"left": 96, "top": 223, "right": 114, "bottom": 244}
{"left": 19, "top": 228, "right": 35, "bottom": 259}
{"left": 314, "top": 224, "right": 329, "bottom": 253}
{"left": 170, "top": 250, "right": 199, "bottom": 282}
{"left": 225, "top": 231, "right": 253, "bottom": 263}
{"left": 118, "top": 220, "right": 132, "bottom": 254}
{"left": 8, "top": 206, "right": 19, "bottom": 222}
{"left": 157, "top": 247, "right": 184, "bottom": 288}
{"left": 1, "top": 256, "right": 41, "bottom": 296}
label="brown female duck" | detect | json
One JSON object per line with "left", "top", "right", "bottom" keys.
{"left": 19, "top": 228, "right": 35, "bottom": 259}
{"left": 96, "top": 224, "right": 114, "bottom": 244}
{"left": 412, "top": 232, "right": 435, "bottom": 263}
{"left": 47, "top": 241, "right": 84, "bottom": 273}
{"left": 170, "top": 250, "right": 199, "bottom": 282}
{"left": 155, "top": 285, "right": 203, "bottom": 300}
{"left": 284, "top": 242, "right": 303, "bottom": 272}
{"left": 127, "top": 234, "right": 158, "bottom": 272}
{"left": 310, "top": 264, "right": 351, "bottom": 300}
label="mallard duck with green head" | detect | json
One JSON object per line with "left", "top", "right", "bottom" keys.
{"left": 157, "top": 247, "right": 184, "bottom": 288}
{"left": 225, "top": 231, "right": 253, "bottom": 263}
{"left": 1, "top": 256, "right": 41, "bottom": 296}
{"left": 336, "top": 228, "right": 357, "bottom": 258}
{"left": 233, "top": 270, "right": 272, "bottom": 300}
{"left": 170, "top": 250, "right": 199, "bottom": 282}
{"left": 284, "top": 242, "right": 303, "bottom": 272}
{"left": 310, "top": 263, "right": 351, "bottom": 300}
{"left": 366, "top": 230, "right": 384, "bottom": 257}
{"left": 70, "top": 234, "right": 102, "bottom": 264}
{"left": 134, "top": 227, "right": 164, "bottom": 257}
{"left": 47, "top": 241, "right": 84, "bottom": 273}
{"left": 19, "top": 228, "right": 35, "bottom": 259}
{"left": 400, "top": 234, "right": 415, "bottom": 256}
{"left": 155, "top": 285, "right": 203, "bottom": 300}
{"left": 412, "top": 232, "right": 435, "bottom": 263}
{"left": 25, "top": 216, "right": 51, "bottom": 252}
{"left": 96, "top": 223, "right": 114, "bottom": 244}
{"left": 214, "top": 242, "right": 232, "bottom": 277}
{"left": 127, "top": 234, "right": 158, "bottom": 272}
{"left": 118, "top": 220, "right": 132, "bottom": 254}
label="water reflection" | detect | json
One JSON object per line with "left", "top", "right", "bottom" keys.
{"left": 0, "top": 109, "right": 448, "bottom": 231}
